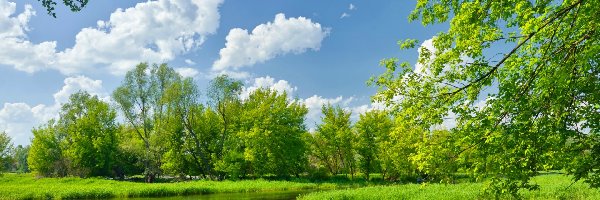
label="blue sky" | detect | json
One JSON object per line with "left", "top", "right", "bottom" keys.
{"left": 0, "top": 0, "right": 447, "bottom": 145}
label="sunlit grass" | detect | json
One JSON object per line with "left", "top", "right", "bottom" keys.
{"left": 0, "top": 173, "right": 334, "bottom": 199}
{"left": 300, "top": 174, "right": 600, "bottom": 200}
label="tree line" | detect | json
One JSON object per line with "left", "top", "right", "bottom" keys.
{"left": 0, "top": 63, "right": 452, "bottom": 183}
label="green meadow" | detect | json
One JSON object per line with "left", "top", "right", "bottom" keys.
{"left": 300, "top": 174, "right": 600, "bottom": 200}
{"left": 0, "top": 173, "right": 329, "bottom": 199}
{"left": 2, "top": 173, "right": 600, "bottom": 199}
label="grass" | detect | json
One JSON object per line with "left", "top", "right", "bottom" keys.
{"left": 3, "top": 173, "right": 598, "bottom": 200}
{"left": 0, "top": 173, "right": 341, "bottom": 200}
{"left": 299, "top": 174, "right": 600, "bottom": 200}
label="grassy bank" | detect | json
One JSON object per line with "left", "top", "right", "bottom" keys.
{"left": 300, "top": 174, "right": 600, "bottom": 200}
{"left": 0, "top": 173, "right": 341, "bottom": 199}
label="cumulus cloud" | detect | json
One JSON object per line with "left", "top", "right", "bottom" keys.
{"left": 0, "top": 0, "right": 223, "bottom": 75}
{"left": 0, "top": 76, "right": 108, "bottom": 145}
{"left": 240, "top": 76, "right": 297, "bottom": 100}
{"left": 212, "top": 13, "right": 329, "bottom": 74}
{"left": 0, "top": 1, "right": 58, "bottom": 73}
{"left": 175, "top": 67, "right": 200, "bottom": 78}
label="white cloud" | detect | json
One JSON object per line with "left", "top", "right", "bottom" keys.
{"left": 340, "top": 13, "right": 350, "bottom": 19}
{"left": 241, "top": 76, "right": 297, "bottom": 100}
{"left": 175, "top": 67, "right": 200, "bottom": 78}
{"left": 184, "top": 59, "right": 196, "bottom": 65}
{"left": 0, "top": 76, "right": 108, "bottom": 146}
{"left": 0, "top": 1, "right": 58, "bottom": 73}
{"left": 54, "top": 76, "right": 107, "bottom": 104}
{"left": 301, "top": 95, "right": 344, "bottom": 127}
{"left": 0, "top": 0, "right": 223, "bottom": 75}
{"left": 212, "top": 13, "right": 329, "bottom": 74}
{"left": 349, "top": 3, "right": 356, "bottom": 10}
{"left": 0, "top": 103, "right": 40, "bottom": 146}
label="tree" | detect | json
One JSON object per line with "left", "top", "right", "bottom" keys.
{"left": 28, "top": 91, "right": 118, "bottom": 177}
{"left": 354, "top": 110, "right": 393, "bottom": 180}
{"left": 12, "top": 145, "right": 30, "bottom": 173}
{"left": 311, "top": 105, "right": 355, "bottom": 177}
{"left": 0, "top": 132, "right": 13, "bottom": 173}
{"left": 58, "top": 91, "right": 118, "bottom": 177}
{"left": 207, "top": 75, "right": 243, "bottom": 180}
{"left": 38, "top": 0, "right": 89, "bottom": 18}
{"left": 372, "top": 0, "right": 599, "bottom": 197}
{"left": 161, "top": 77, "right": 221, "bottom": 179}
{"left": 239, "top": 89, "right": 309, "bottom": 178}
{"left": 28, "top": 121, "right": 66, "bottom": 177}
{"left": 113, "top": 63, "right": 180, "bottom": 182}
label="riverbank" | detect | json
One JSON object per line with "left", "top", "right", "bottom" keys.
{"left": 299, "top": 174, "right": 600, "bottom": 200}
{"left": 2, "top": 173, "right": 597, "bottom": 200}
{"left": 0, "top": 173, "right": 340, "bottom": 199}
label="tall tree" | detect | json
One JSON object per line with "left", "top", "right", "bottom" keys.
{"left": 311, "top": 105, "right": 355, "bottom": 177}
{"left": 113, "top": 63, "right": 180, "bottom": 182}
{"left": 58, "top": 91, "right": 118, "bottom": 177}
{"left": 239, "top": 89, "right": 309, "bottom": 178}
{"left": 372, "top": 0, "right": 600, "bottom": 197}
{"left": 207, "top": 75, "right": 243, "bottom": 180}
{"left": 161, "top": 77, "right": 220, "bottom": 179}
{"left": 354, "top": 110, "right": 393, "bottom": 180}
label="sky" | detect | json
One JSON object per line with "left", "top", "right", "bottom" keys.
{"left": 0, "top": 0, "right": 449, "bottom": 146}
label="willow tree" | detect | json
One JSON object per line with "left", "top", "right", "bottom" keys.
{"left": 207, "top": 75, "right": 244, "bottom": 180}
{"left": 372, "top": 0, "right": 599, "bottom": 197}
{"left": 113, "top": 63, "right": 180, "bottom": 182}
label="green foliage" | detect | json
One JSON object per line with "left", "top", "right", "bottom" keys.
{"left": 60, "top": 92, "right": 118, "bottom": 177}
{"left": 28, "top": 92, "right": 118, "bottom": 178}
{"left": 310, "top": 105, "right": 355, "bottom": 177}
{"left": 28, "top": 121, "right": 66, "bottom": 177}
{"left": 238, "top": 89, "right": 309, "bottom": 178}
{"left": 354, "top": 110, "right": 393, "bottom": 180}
{"left": 113, "top": 63, "right": 181, "bottom": 182}
{"left": 207, "top": 75, "right": 244, "bottom": 180}
{"left": 0, "top": 173, "right": 332, "bottom": 199}
{"left": 0, "top": 132, "right": 13, "bottom": 173}
{"left": 372, "top": 0, "right": 600, "bottom": 197}
{"left": 12, "top": 145, "right": 29, "bottom": 173}
{"left": 300, "top": 174, "right": 600, "bottom": 200}
{"left": 161, "top": 77, "right": 221, "bottom": 179}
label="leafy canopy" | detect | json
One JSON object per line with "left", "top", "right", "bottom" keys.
{"left": 372, "top": 0, "right": 599, "bottom": 197}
